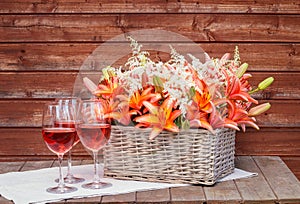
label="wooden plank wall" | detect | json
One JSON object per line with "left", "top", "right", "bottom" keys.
{"left": 0, "top": 1, "right": 299, "bottom": 179}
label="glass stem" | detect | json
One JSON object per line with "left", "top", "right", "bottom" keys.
{"left": 66, "top": 151, "right": 72, "bottom": 178}
{"left": 93, "top": 151, "right": 100, "bottom": 183}
{"left": 57, "top": 154, "right": 65, "bottom": 190}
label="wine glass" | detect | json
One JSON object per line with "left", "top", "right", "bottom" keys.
{"left": 42, "top": 102, "right": 78, "bottom": 194}
{"left": 76, "top": 100, "right": 112, "bottom": 189}
{"left": 55, "top": 97, "right": 85, "bottom": 184}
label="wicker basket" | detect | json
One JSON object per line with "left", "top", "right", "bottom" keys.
{"left": 104, "top": 126, "right": 235, "bottom": 185}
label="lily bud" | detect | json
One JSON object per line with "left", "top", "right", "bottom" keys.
{"left": 101, "top": 67, "right": 116, "bottom": 82}
{"left": 204, "top": 53, "right": 211, "bottom": 62}
{"left": 153, "top": 75, "right": 164, "bottom": 93}
{"left": 221, "top": 53, "right": 231, "bottom": 61}
{"left": 236, "top": 63, "right": 248, "bottom": 78}
{"left": 107, "top": 69, "right": 116, "bottom": 78}
{"left": 181, "top": 119, "right": 190, "bottom": 130}
{"left": 141, "top": 55, "right": 147, "bottom": 66}
{"left": 258, "top": 77, "right": 274, "bottom": 91}
{"left": 102, "top": 68, "right": 110, "bottom": 80}
{"left": 83, "top": 77, "right": 98, "bottom": 93}
{"left": 248, "top": 103, "right": 271, "bottom": 116}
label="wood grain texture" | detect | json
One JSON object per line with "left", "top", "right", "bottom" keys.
{"left": 170, "top": 186, "right": 206, "bottom": 203}
{"left": 253, "top": 156, "right": 300, "bottom": 202}
{"left": 253, "top": 100, "right": 300, "bottom": 127}
{"left": 136, "top": 188, "right": 170, "bottom": 203}
{"left": 281, "top": 157, "right": 300, "bottom": 181}
{"left": 248, "top": 72, "right": 300, "bottom": 100}
{"left": 0, "top": 197, "right": 13, "bottom": 204}
{"left": 0, "top": 72, "right": 77, "bottom": 98}
{"left": 101, "top": 192, "right": 136, "bottom": 203}
{"left": 1, "top": 14, "right": 300, "bottom": 42}
{"left": 236, "top": 128, "right": 300, "bottom": 156}
{"left": 0, "top": 43, "right": 299, "bottom": 72}
{"left": 234, "top": 156, "right": 276, "bottom": 203}
{"left": 0, "top": 72, "right": 298, "bottom": 100}
{"left": 0, "top": 0, "right": 300, "bottom": 14}
{"left": 203, "top": 180, "right": 242, "bottom": 203}
{"left": 65, "top": 196, "right": 101, "bottom": 203}
{"left": 0, "top": 100, "right": 47, "bottom": 127}
{"left": 0, "top": 161, "right": 24, "bottom": 173}
{"left": 21, "top": 160, "right": 53, "bottom": 171}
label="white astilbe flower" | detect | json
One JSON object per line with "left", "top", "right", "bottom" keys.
{"left": 125, "top": 36, "right": 150, "bottom": 69}
{"left": 193, "top": 52, "right": 218, "bottom": 85}
{"left": 127, "top": 36, "right": 142, "bottom": 55}
{"left": 188, "top": 53, "right": 226, "bottom": 87}
{"left": 164, "top": 75, "right": 193, "bottom": 115}
{"left": 145, "top": 61, "right": 165, "bottom": 81}
{"left": 160, "top": 47, "right": 198, "bottom": 115}
{"left": 117, "top": 36, "right": 154, "bottom": 96}
{"left": 205, "top": 59, "right": 225, "bottom": 85}
{"left": 234, "top": 45, "right": 241, "bottom": 66}
{"left": 169, "top": 46, "right": 187, "bottom": 68}
{"left": 117, "top": 65, "right": 146, "bottom": 96}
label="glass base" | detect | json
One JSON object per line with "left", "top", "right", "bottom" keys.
{"left": 55, "top": 175, "right": 85, "bottom": 184}
{"left": 46, "top": 185, "right": 77, "bottom": 194}
{"left": 82, "top": 181, "right": 112, "bottom": 189}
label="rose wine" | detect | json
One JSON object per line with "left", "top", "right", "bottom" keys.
{"left": 42, "top": 128, "right": 76, "bottom": 155}
{"left": 77, "top": 124, "right": 111, "bottom": 152}
{"left": 55, "top": 121, "right": 80, "bottom": 146}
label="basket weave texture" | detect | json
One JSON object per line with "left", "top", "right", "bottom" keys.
{"left": 104, "top": 126, "right": 235, "bottom": 185}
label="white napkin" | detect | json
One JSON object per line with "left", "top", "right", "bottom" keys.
{"left": 0, "top": 164, "right": 257, "bottom": 204}
{"left": 218, "top": 168, "right": 258, "bottom": 182}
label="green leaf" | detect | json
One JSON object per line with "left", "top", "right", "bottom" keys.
{"left": 153, "top": 75, "right": 164, "bottom": 93}
{"left": 189, "top": 86, "right": 196, "bottom": 98}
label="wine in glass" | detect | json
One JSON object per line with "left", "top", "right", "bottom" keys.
{"left": 42, "top": 102, "right": 78, "bottom": 194}
{"left": 76, "top": 100, "right": 112, "bottom": 189}
{"left": 55, "top": 97, "right": 85, "bottom": 184}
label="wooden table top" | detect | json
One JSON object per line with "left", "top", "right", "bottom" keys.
{"left": 0, "top": 156, "right": 300, "bottom": 204}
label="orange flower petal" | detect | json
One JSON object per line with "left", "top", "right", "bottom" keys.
{"left": 149, "top": 127, "right": 163, "bottom": 140}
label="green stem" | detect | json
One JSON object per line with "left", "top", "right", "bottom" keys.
{"left": 249, "top": 88, "right": 259, "bottom": 94}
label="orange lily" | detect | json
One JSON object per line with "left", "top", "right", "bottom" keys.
{"left": 99, "top": 98, "right": 137, "bottom": 126}
{"left": 226, "top": 102, "right": 259, "bottom": 132}
{"left": 225, "top": 75, "right": 258, "bottom": 104}
{"left": 134, "top": 98, "right": 181, "bottom": 139}
{"left": 185, "top": 102, "right": 214, "bottom": 132}
{"left": 193, "top": 89, "right": 213, "bottom": 113}
{"left": 184, "top": 80, "right": 216, "bottom": 132}
{"left": 208, "top": 105, "right": 225, "bottom": 130}
{"left": 239, "top": 73, "right": 252, "bottom": 92}
{"left": 94, "top": 76, "right": 120, "bottom": 99}
{"left": 129, "top": 86, "right": 161, "bottom": 114}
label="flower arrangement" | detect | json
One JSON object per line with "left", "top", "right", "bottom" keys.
{"left": 83, "top": 37, "right": 274, "bottom": 139}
